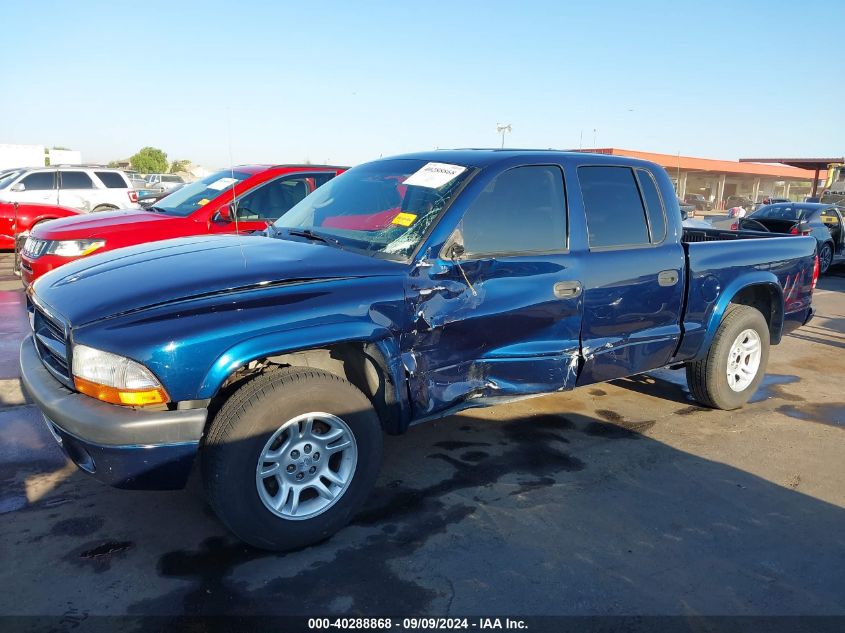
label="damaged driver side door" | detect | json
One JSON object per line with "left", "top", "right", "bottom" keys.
{"left": 403, "top": 164, "right": 585, "bottom": 419}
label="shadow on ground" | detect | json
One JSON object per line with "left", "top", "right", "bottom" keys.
{"left": 1, "top": 398, "right": 843, "bottom": 619}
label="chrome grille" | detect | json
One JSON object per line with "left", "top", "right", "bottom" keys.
{"left": 30, "top": 302, "right": 72, "bottom": 386}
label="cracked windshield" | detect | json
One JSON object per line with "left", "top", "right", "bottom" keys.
{"left": 273, "top": 159, "right": 473, "bottom": 259}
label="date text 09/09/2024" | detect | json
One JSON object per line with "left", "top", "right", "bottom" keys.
{"left": 308, "top": 617, "right": 528, "bottom": 629}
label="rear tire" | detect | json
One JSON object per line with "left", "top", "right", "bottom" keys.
{"left": 686, "top": 304, "right": 769, "bottom": 410}
{"left": 818, "top": 242, "right": 833, "bottom": 275}
{"left": 92, "top": 205, "right": 117, "bottom": 213}
{"left": 202, "top": 366, "right": 383, "bottom": 551}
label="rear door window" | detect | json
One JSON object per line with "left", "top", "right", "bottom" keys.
{"left": 578, "top": 166, "right": 650, "bottom": 248}
{"left": 635, "top": 169, "right": 667, "bottom": 242}
{"left": 95, "top": 171, "right": 129, "bottom": 188}
{"left": 21, "top": 171, "right": 56, "bottom": 190}
{"left": 457, "top": 165, "right": 567, "bottom": 257}
{"left": 60, "top": 171, "right": 95, "bottom": 189}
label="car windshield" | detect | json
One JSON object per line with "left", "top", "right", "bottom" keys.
{"left": 0, "top": 169, "right": 23, "bottom": 190}
{"left": 273, "top": 158, "right": 474, "bottom": 260}
{"left": 150, "top": 169, "right": 252, "bottom": 216}
{"left": 751, "top": 205, "right": 808, "bottom": 221}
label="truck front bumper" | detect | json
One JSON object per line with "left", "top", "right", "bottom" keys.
{"left": 19, "top": 335, "right": 207, "bottom": 490}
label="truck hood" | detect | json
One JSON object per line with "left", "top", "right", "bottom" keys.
{"left": 31, "top": 208, "right": 181, "bottom": 240}
{"left": 32, "top": 234, "right": 404, "bottom": 325}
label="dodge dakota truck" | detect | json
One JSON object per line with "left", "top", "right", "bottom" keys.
{"left": 20, "top": 150, "right": 817, "bottom": 550}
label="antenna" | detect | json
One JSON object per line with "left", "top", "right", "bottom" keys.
{"left": 227, "top": 107, "right": 247, "bottom": 268}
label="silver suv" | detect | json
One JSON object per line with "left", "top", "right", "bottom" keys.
{"left": 0, "top": 166, "right": 140, "bottom": 212}
{"left": 145, "top": 173, "right": 185, "bottom": 193}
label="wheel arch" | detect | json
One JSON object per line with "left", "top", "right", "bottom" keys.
{"left": 200, "top": 324, "right": 412, "bottom": 435}
{"left": 700, "top": 274, "right": 783, "bottom": 358}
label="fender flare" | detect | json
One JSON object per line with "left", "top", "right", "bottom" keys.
{"left": 697, "top": 271, "right": 784, "bottom": 359}
{"left": 197, "top": 321, "right": 412, "bottom": 429}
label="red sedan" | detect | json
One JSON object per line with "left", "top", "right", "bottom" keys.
{"left": 0, "top": 201, "right": 82, "bottom": 250}
{"left": 20, "top": 164, "right": 345, "bottom": 285}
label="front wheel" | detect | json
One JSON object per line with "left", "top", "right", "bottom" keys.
{"left": 202, "top": 367, "right": 383, "bottom": 551}
{"left": 686, "top": 304, "right": 770, "bottom": 410}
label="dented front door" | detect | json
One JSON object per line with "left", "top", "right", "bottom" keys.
{"left": 403, "top": 253, "right": 585, "bottom": 419}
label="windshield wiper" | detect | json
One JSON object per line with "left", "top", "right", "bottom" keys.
{"left": 145, "top": 206, "right": 168, "bottom": 213}
{"left": 286, "top": 228, "right": 343, "bottom": 248}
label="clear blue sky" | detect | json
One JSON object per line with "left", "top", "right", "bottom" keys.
{"left": 2, "top": 0, "right": 842, "bottom": 168}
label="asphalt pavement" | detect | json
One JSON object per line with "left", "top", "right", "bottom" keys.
{"left": 1, "top": 253, "right": 843, "bottom": 622}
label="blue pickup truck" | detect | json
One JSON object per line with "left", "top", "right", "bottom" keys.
{"left": 20, "top": 150, "right": 817, "bottom": 550}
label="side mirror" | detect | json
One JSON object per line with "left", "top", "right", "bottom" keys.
{"left": 448, "top": 242, "right": 465, "bottom": 260}
{"left": 10, "top": 183, "right": 25, "bottom": 192}
{"left": 680, "top": 207, "right": 689, "bottom": 221}
{"left": 217, "top": 203, "right": 233, "bottom": 222}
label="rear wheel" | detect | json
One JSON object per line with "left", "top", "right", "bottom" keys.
{"left": 686, "top": 304, "right": 769, "bottom": 410}
{"left": 818, "top": 242, "right": 833, "bottom": 275}
{"left": 202, "top": 366, "right": 383, "bottom": 551}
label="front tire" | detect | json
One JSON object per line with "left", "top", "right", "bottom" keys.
{"left": 686, "top": 304, "right": 770, "bottom": 410}
{"left": 202, "top": 367, "right": 383, "bottom": 551}
{"left": 92, "top": 205, "right": 117, "bottom": 213}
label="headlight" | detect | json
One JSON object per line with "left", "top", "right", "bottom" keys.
{"left": 47, "top": 239, "right": 106, "bottom": 257}
{"left": 71, "top": 344, "right": 169, "bottom": 406}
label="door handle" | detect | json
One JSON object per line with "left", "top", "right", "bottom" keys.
{"left": 553, "top": 280, "right": 582, "bottom": 298}
{"left": 658, "top": 270, "right": 679, "bottom": 287}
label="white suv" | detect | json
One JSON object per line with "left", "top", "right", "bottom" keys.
{"left": 0, "top": 166, "right": 140, "bottom": 212}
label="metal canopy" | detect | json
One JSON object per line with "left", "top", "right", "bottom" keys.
{"left": 739, "top": 157, "right": 845, "bottom": 197}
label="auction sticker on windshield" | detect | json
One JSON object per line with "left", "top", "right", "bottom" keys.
{"left": 403, "top": 162, "right": 467, "bottom": 188}
{"left": 392, "top": 212, "right": 417, "bottom": 227}
{"left": 207, "top": 177, "right": 239, "bottom": 191}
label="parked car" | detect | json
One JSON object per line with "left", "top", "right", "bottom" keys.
{"left": 684, "top": 193, "right": 712, "bottom": 211}
{"left": 145, "top": 173, "right": 185, "bottom": 193}
{"left": 137, "top": 184, "right": 183, "bottom": 208}
{"left": 724, "top": 195, "right": 754, "bottom": 212}
{"left": 19, "top": 164, "right": 344, "bottom": 284}
{"left": 0, "top": 167, "right": 139, "bottom": 213}
{"left": 0, "top": 201, "right": 82, "bottom": 250}
{"left": 752, "top": 197, "right": 789, "bottom": 212}
{"left": 20, "top": 150, "right": 817, "bottom": 551}
{"left": 735, "top": 202, "right": 844, "bottom": 273}
{"left": 678, "top": 198, "right": 696, "bottom": 219}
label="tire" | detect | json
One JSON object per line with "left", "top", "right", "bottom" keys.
{"left": 92, "top": 205, "right": 117, "bottom": 213}
{"left": 202, "top": 366, "right": 383, "bottom": 551}
{"left": 818, "top": 242, "right": 833, "bottom": 275}
{"left": 685, "top": 304, "right": 769, "bottom": 410}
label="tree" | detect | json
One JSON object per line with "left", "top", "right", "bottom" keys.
{"left": 169, "top": 159, "right": 190, "bottom": 174}
{"left": 129, "top": 147, "right": 169, "bottom": 173}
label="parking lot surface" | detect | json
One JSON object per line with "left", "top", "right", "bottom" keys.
{"left": 1, "top": 252, "right": 843, "bottom": 619}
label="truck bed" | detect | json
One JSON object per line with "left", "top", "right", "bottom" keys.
{"left": 673, "top": 232, "right": 817, "bottom": 362}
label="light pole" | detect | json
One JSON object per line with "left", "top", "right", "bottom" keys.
{"left": 496, "top": 123, "right": 512, "bottom": 148}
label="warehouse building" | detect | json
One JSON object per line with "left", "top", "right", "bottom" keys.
{"left": 581, "top": 148, "right": 824, "bottom": 209}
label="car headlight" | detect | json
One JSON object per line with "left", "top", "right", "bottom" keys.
{"left": 47, "top": 239, "right": 106, "bottom": 257}
{"left": 71, "top": 344, "right": 169, "bottom": 406}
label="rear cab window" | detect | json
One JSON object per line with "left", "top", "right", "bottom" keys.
{"left": 578, "top": 165, "right": 666, "bottom": 248}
